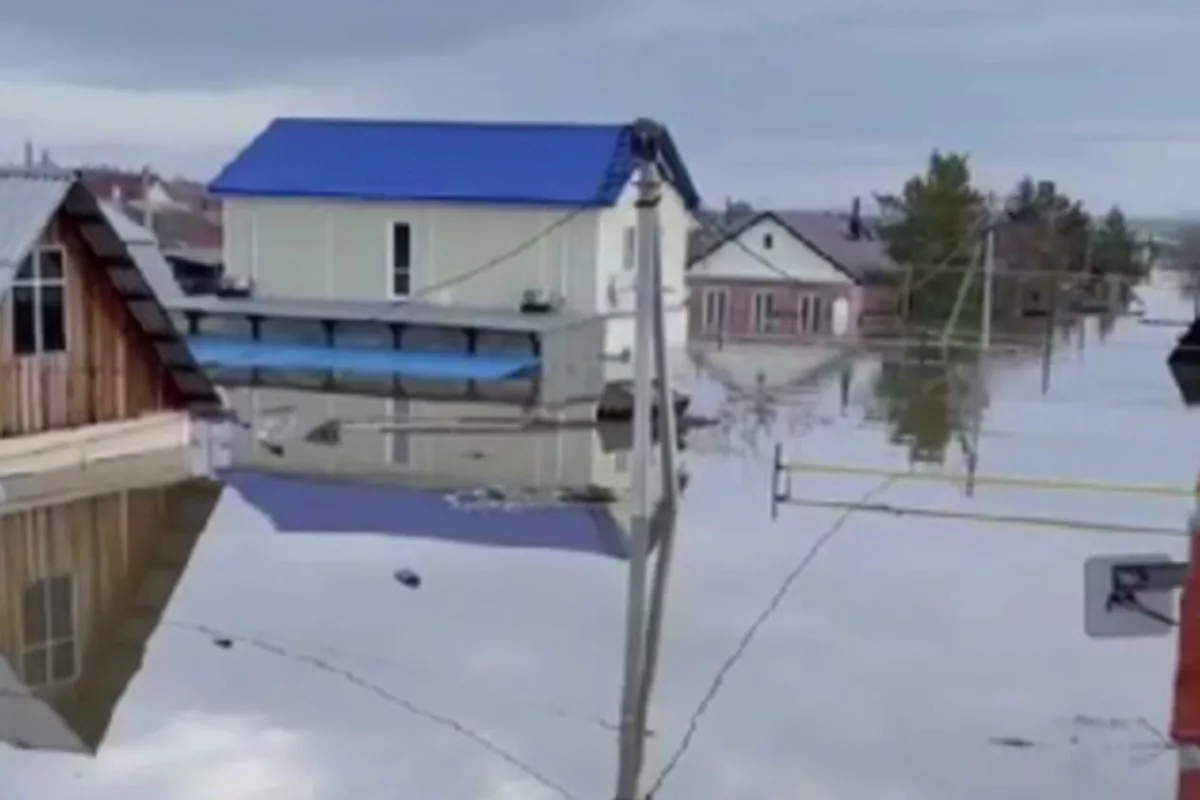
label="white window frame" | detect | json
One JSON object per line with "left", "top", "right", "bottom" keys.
{"left": 810, "top": 294, "right": 826, "bottom": 334}
{"left": 12, "top": 245, "right": 67, "bottom": 356}
{"left": 752, "top": 291, "right": 779, "bottom": 334}
{"left": 20, "top": 574, "right": 77, "bottom": 688}
{"left": 387, "top": 221, "right": 413, "bottom": 300}
{"left": 702, "top": 288, "right": 728, "bottom": 335}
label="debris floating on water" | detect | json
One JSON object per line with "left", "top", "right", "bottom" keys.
{"left": 988, "top": 736, "right": 1036, "bottom": 749}
{"left": 394, "top": 568, "right": 422, "bottom": 588}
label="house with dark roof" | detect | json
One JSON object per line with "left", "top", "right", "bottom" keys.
{"left": 0, "top": 168, "right": 221, "bottom": 469}
{"left": 208, "top": 117, "right": 701, "bottom": 367}
{"left": 686, "top": 202, "right": 901, "bottom": 345}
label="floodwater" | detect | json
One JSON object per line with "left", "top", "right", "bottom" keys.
{"left": 3, "top": 275, "right": 1199, "bottom": 799}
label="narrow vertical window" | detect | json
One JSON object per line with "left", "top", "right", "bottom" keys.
{"left": 391, "top": 223, "right": 412, "bottom": 298}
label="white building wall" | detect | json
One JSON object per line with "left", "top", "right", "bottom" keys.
{"left": 689, "top": 217, "right": 852, "bottom": 284}
{"left": 221, "top": 178, "right": 691, "bottom": 383}
{"left": 222, "top": 197, "right": 601, "bottom": 314}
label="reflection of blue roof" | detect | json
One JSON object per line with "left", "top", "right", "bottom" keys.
{"left": 223, "top": 470, "right": 630, "bottom": 559}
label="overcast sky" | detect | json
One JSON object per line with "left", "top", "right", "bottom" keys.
{"left": 1, "top": 0, "right": 1197, "bottom": 214}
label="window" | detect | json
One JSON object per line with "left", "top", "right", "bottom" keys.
{"left": 13, "top": 247, "right": 66, "bottom": 356}
{"left": 702, "top": 289, "right": 728, "bottom": 334}
{"left": 622, "top": 226, "right": 636, "bottom": 270}
{"left": 390, "top": 223, "right": 412, "bottom": 298}
{"left": 753, "top": 292, "right": 779, "bottom": 334}
{"left": 798, "top": 295, "right": 827, "bottom": 334}
{"left": 762, "top": 233, "right": 774, "bottom": 250}
{"left": 20, "top": 575, "right": 76, "bottom": 687}
{"left": 388, "top": 398, "right": 410, "bottom": 465}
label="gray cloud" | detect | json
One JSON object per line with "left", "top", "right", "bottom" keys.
{"left": 2, "top": 0, "right": 1200, "bottom": 209}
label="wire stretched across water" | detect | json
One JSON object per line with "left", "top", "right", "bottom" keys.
{"left": 644, "top": 478, "right": 896, "bottom": 796}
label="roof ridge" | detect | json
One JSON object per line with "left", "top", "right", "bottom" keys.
{"left": 271, "top": 116, "right": 630, "bottom": 131}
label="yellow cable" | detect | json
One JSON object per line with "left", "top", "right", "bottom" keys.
{"left": 778, "top": 496, "right": 1185, "bottom": 537}
{"left": 780, "top": 461, "right": 1197, "bottom": 498}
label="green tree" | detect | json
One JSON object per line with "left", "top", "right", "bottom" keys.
{"left": 1090, "top": 206, "right": 1146, "bottom": 279}
{"left": 877, "top": 151, "right": 985, "bottom": 324}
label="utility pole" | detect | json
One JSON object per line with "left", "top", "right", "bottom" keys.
{"left": 614, "top": 119, "right": 663, "bottom": 800}
{"left": 632, "top": 189, "right": 683, "bottom": 786}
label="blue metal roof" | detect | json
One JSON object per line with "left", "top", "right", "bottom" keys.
{"left": 208, "top": 118, "right": 701, "bottom": 209}
{"left": 187, "top": 337, "right": 539, "bottom": 380}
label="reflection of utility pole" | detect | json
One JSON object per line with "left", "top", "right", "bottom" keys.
{"left": 965, "top": 224, "right": 995, "bottom": 496}
{"left": 1041, "top": 206, "right": 1059, "bottom": 395}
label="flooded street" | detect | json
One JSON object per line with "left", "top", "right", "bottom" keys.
{"left": 4, "top": 279, "right": 1200, "bottom": 799}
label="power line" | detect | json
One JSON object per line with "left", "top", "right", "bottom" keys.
{"left": 644, "top": 477, "right": 896, "bottom": 796}
{"left": 775, "top": 497, "right": 1186, "bottom": 538}
{"left": 165, "top": 621, "right": 581, "bottom": 800}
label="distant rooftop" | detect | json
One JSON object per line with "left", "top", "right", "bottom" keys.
{"left": 208, "top": 117, "right": 702, "bottom": 209}
{"left": 688, "top": 208, "right": 898, "bottom": 282}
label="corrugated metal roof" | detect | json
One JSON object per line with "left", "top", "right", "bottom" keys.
{"left": 0, "top": 168, "right": 74, "bottom": 296}
{"left": 166, "top": 293, "right": 591, "bottom": 333}
{"left": 99, "top": 202, "right": 182, "bottom": 301}
{"left": 208, "top": 117, "right": 701, "bottom": 208}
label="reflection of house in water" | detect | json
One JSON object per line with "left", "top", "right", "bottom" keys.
{"left": 0, "top": 453, "right": 220, "bottom": 754}
{"left": 221, "top": 388, "right": 673, "bottom": 559}
{"left": 691, "top": 342, "right": 855, "bottom": 395}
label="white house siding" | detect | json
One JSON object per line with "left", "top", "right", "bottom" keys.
{"left": 222, "top": 195, "right": 600, "bottom": 319}
{"left": 689, "top": 217, "right": 853, "bottom": 285}
{"left": 594, "top": 178, "right": 690, "bottom": 380}
{"left": 222, "top": 179, "right": 691, "bottom": 383}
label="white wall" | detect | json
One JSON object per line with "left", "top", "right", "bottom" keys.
{"left": 594, "top": 176, "right": 691, "bottom": 376}
{"left": 223, "top": 197, "right": 602, "bottom": 313}
{"left": 222, "top": 174, "right": 691, "bottom": 378}
{"left": 690, "top": 217, "right": 852, "bottom": 285}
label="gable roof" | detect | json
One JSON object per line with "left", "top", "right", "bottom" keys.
{"left": 0, "top": 168, "right": 222, "bottom": 416}
{"left": 208, "top": 117, "right": 702, "bottom": 209}
{"left": 689, "top": 209, "right": 898, "bottom": 283}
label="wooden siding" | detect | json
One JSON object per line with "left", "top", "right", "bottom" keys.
{"left": 0, "top": 479, "right": 219, "bottom": 750}
{"left": 0, "top": 211, "right": 177, "bottom": 438}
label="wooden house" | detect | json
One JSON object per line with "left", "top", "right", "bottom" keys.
{"left": 0, "top": 451, "right": 220, "bottom": 754}
{"left": 0, "top": 167, "right": 221, "bottom": 475}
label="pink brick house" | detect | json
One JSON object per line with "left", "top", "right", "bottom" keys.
{"left": 687, "top": 205, "right": 901, "bottom": 345}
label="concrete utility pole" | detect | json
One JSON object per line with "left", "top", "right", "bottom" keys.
{"left": 614, "top": 119, "right": 664, "bottom": 800}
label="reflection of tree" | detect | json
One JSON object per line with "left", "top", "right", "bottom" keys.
{"left": 870, "top": 345, "right": 973, "bottom": 465}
